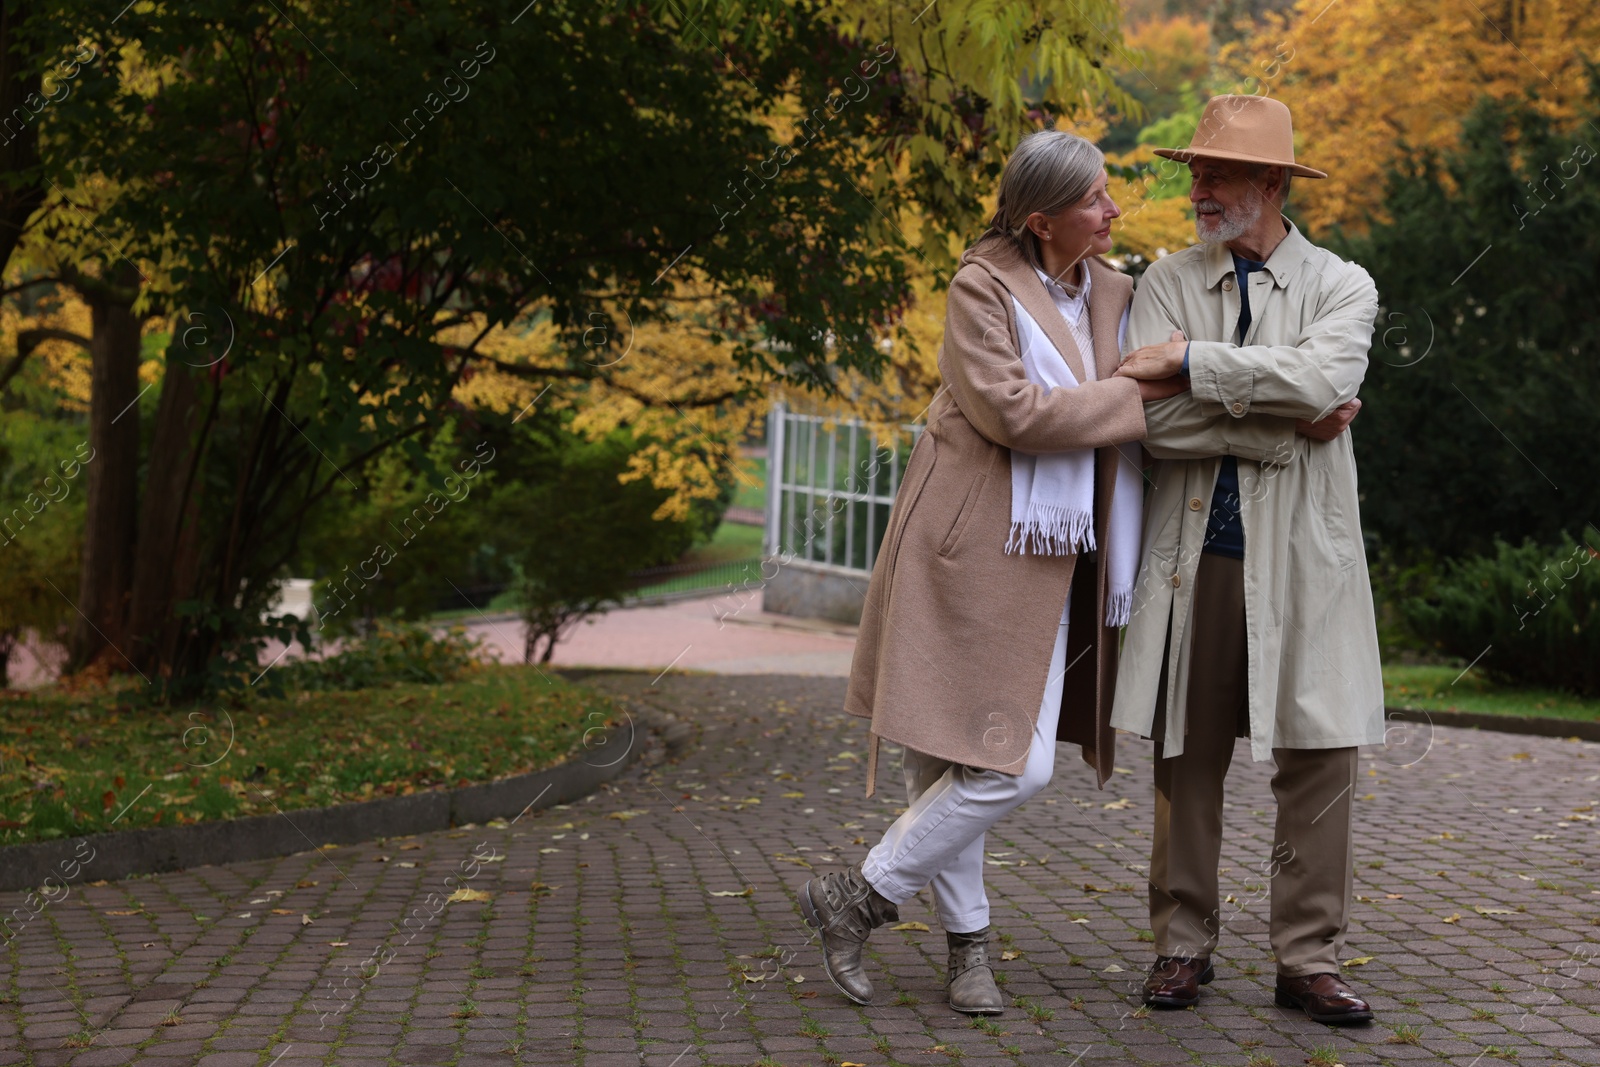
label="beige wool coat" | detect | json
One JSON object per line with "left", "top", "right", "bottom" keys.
{"left": 1109, "top": 221, "right": 1387, "bottom": 760}
{"left": 844, "top": 235, "right": 1147, "bottom": 795}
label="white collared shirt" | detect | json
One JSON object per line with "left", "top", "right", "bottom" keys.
{"left": 1032, "top": 264, "right": 1132, "bottom": 375}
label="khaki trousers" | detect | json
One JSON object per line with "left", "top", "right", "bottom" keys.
{"left": 1148, "top": 554, "right": 1358, "bottom": 977}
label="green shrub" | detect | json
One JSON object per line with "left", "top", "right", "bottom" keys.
{"left": 282, "top": 621, "right": 485, "bottom": 692}
{"left": 1404, "top": 531, "right": 1600, "bottom": 696}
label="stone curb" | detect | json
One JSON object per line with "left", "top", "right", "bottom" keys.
{"left": 0, "top": 709, "right": 652, "bottom": 893}
{"left": 1387, "top": 704, "right": 1600, "bottom": 743}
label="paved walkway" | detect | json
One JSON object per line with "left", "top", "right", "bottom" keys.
{"left": 3, "top": 671, "right": 1598, "bottom": 1066}
{"left": 466, "top": 599, "right": 859, "bottom": 678}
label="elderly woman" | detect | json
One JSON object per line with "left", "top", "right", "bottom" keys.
{"left": 798, "top": 130, "right": 1187, "bottom": 1014}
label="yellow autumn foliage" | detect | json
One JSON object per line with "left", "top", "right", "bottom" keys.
{"left": 449, "top": 289, "right": 762, "bottom": 523}
{"left": 0, "top": 293, "right": 94, "bottom": 410}
{"left": 1221, "top": 0, "right": 1600, "bottom": 234}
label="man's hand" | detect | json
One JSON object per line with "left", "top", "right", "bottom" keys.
{"left": 1116, "top": 330, "right": 1188, "bottom": 381}
{"left": 1295, "top": 398, "right": 1362, "bottom": 440}
{"left": 1137, "top": 376, "right": 1190, "bottom": 402}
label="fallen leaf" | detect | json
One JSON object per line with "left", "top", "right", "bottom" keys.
{"left": 529, "top": 882, "right": 558, "bottom": 894}
{"left": 1001, "top": 950, "right": 1021, "bottom": 961}
{"left": 397, "top": 862, "right": 416, "bottom": 869}
{"left": 373, "top": 855, "right": 390, "bottom": 863}
{"left": 797, "top": 991, "right": 818, "bottom": 998}
{"left": 539, "top": 848, "right": 561, "bottom": 854}
{"left": 270, "top": 908, "right": 295, "bottom": 915}
{"left": 890, "top": 921, "right": 931, "bottom": 932}
{"left": 708, "top": 888, "right": 753, "bottom": 898}
{"left": 104, "top": 909, "right": 141, "bottom": 916}
{"left": 1385, "top": 893, "right": 1404, "bottom": 899}
{"left": 1442, "top": 913, "right": 1461, "bottom": 924}
{"left": 300, "top": 914, "right": 314, "bottom": 926}
{"left": 329, "top": 941, "right": 349, "bottom": 947}
{"left": 1341, "top": 956, "right": 1374, "bottom": 967}
{"left": 1071, "top": 918, "right": 1091, "bottom": 924}
{"left": 1532, "top": 834, "right": 1556, "bottom": 841}
{"left": 236, "top": 913, "right": 252, "bottom": 919}
{"left": 1102, "top": 964, "right": 1124, "bottom": 973}
{"left": 447, "top": 888, "right": 492, "bottom": 904}
{"left": 295, "top": 880, "right": 318, "bottom": 889}
{"left": 400, "top": 842, "right": 423, "bottom": 850}
{"left": 781, "top": 792, "right": 805, "bottom": 799}
{"left": 607, "top": 810, "right": 650, "bottom": 821}
{"left": 1083, "top": 883, "right": 1109, "bottom": 894}
{"left": 1102, "top": 798, "right": 1133, "bottom": 810}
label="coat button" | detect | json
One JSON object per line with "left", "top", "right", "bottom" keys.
{"left": 1231, "top": 401, "right": 1245, "bottom": 414}
{"left": 1222, "top": 278, "right": 1234, "bottom": 291}
{"left": 1188, "top": 497, "right": 1203, "bottom": 511}
{"left": 1171, "top": 573, "right": 1181, "bottom": 588}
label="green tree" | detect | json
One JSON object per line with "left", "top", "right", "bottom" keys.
{"left": 31, "top": 0, "right": 1137, "bottom": 695}
{"left": 488, "top": 419, "right": 709, "bottom": 665}
{"left": 1339, "top": 86, "right": 1600, "bottom": 562}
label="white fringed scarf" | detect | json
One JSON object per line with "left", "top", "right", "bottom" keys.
{"left": 1004, "top": 290, "right": 1144, "bottom": 627}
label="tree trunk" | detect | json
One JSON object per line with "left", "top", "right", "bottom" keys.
{"left": 67, "top": 262, "right": 143, "bottom": 671}
{"left": 126, "top": 351, "right": 206, "bottom": 678}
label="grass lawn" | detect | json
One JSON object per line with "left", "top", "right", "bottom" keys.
{"left": 693, "top": 520, "right": 764, "bottom": 562}
{"left": 0, "top": 665, "right": 622, "bottom": 848}
{"left": 1383, "top": 664, "right": 1600, "bottom": 723}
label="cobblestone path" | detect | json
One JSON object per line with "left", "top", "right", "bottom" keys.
{"left": 3, "top": 671, "right": 1597, "bottom": 1066}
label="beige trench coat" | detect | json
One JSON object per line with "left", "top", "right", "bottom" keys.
{"left": 844, "top": 236, "right": 1147, "bottom": 795}
{"left": 1108, "top": 221, "right": 1386, "bottom": 760}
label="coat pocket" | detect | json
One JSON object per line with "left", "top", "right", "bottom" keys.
{"left": 937, "top": 472, "right": 988, "bottom": 557}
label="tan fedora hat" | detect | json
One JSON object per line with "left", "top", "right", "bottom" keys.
{"left": 1152, "top": 94, "right": 1327, "bottom": 179}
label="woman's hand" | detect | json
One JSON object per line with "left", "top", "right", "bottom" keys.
{"left": 1116, "top": 330, "right": 1188, "bottom": 381}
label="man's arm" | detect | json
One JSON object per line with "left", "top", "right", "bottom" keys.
{"left": 1124, "top": 271, "right": 1301, "bottom": 463}
{"left": 1181, "top": 265, "right": 1378, "bottom": 422}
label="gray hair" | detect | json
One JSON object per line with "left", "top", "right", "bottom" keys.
{"left": 982, "top": 130, "right": 1106, "bottom": 270}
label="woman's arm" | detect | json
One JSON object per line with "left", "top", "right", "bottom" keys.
{"left": 938, "top": 265, "right": 1147, "bottom": 456}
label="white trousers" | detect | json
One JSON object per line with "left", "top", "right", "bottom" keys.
{"left": 861, "top": 596, "right": 1070, "bottom": 933}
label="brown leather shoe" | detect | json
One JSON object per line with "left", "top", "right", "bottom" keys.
{"left": 1143, "top": 955, "right": 1214, "bottom": 1008}
{"left": 1274, "top": 972, "right": 1374, "bottom": 1024}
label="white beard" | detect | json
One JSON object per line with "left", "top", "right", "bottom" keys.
{"left": 1195, "top": 186, "right": 1263, "bottom": 244}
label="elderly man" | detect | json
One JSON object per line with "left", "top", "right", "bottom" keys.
{"left": 1111, "top": 94, "right": 1384, "bottom": 1025}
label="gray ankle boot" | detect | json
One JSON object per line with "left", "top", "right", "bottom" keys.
{"left": 946, "top": 926, "right": 1004, "bottom": 1015}
{"left": 798, "top": 863, "right": 899, "bottom": 1005}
